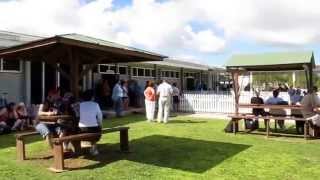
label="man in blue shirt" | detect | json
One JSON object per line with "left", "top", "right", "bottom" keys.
{"left": 112, "top": 80, "right": 124, "bottom": 117}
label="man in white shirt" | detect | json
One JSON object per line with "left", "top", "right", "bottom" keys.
{"left": 157, "top": 80, "right": 173, "bottom": 123}
{"left": 265, "top": 89, "right": 286, "bottom": 129}
{"left": 79, "top": 90, "right": 103, "bottom": 155}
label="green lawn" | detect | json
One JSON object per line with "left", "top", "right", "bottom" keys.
{"left": 1, "top": 114, "right": 320, "bottom": 180}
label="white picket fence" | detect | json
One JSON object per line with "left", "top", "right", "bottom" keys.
{"left": 179, "top": 91, "right": 291, "bottom": 114}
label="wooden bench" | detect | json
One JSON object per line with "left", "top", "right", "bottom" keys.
{"left": 16, "top": 127, "right": 130, "bottom": 172}
{"left": 16, "top": 131, "right": 40, "bottom": 161}
{"left": 229, "top": 114, "right": 310, "bottom": 139}
{"left": 51, "top": 126, "right": 130, "bottom": 172}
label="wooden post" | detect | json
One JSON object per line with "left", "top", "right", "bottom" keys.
{"left": 180, "top": 68, "right": 184, "bottom": 92}
{"left": 266, "top": 119, "right": 270, "bottom": 138}
{"left": 120, "top": 130, "right": 129, "bottom": 152}
{"left": 231, "top": 71, "right": 240, "bottom": 114}
{"left": 16, "top": 138, "right": 25, "bottom": 161}
{"left": 303, "top": 120, "right": 309, "bottom": 139}
{"left": 232, "top": 119, "right": 236, "bottom": 135}
{"left": 68, "top": 47, "right": 79, "bottom": 99}
{"left": 52, "top": 142, "right": 64, "bottom": 172}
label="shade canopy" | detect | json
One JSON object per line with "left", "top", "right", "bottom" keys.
{"left": 0, "top": 33, "right": 166, "bottom": 64}
{"left": 226, "top": 51, "right": 315, "bottom": 71}
{"left": 0, "top": 33, "right": 166, "bottom": 98}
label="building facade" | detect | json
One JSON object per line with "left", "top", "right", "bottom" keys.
{"left": 0, "top": 30, "right": 226, "bottom": 105}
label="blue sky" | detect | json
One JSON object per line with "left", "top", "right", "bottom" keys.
{"left": 1, "top": 0, "right": 320, "bottom": 66}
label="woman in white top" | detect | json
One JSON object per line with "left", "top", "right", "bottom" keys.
{"left": 79, "top": 90, "right": 103, "bottom": 155}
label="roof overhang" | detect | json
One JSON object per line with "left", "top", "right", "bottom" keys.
{"left": 226, "top": 52, "right": 315, "bottom": 72}
{"left": 0, "top": 34, "right": 167, "bottom": 64}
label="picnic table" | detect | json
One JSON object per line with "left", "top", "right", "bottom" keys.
{"left": 230, "top": 103, "right": 311, "bottom": 139}
{"left": 38, "top": 115, "right": 73, "bottom": 124}
{"left": 238, "top": 103, "right": 303, "bottom": 110}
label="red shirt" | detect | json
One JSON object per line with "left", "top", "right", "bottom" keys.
{"left": 144, "top": 87, "right": 156, "bottom": 101}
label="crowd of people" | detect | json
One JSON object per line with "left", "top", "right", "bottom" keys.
{"left": 246, "top": 85, "right": 320, "bottom": 135}
{"left": 143, "top": 80, "right": 180, "bottom": 123}
{"left": 0, "top": 78, "right": 181, "bottom": 154}
{"left": 0, "top": 102, "right": 29, "bottom": 133}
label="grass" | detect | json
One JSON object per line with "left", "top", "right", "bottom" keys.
{"left": 1, "top": 114, "right": 320, "bottom": 180}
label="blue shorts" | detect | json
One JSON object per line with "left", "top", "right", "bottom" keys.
{"left": 35, "top": 123, "right": 63, "bottom": 138}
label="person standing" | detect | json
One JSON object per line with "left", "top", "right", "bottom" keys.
{"left": 172, "top": 83, "right": 180, "bottom": 113}
{"left": 157, "top": 80, "right": 173, "bottom": 123}
{"left": 122, "top": 80, "right": 129, "bottom": 110}
{"left": 101, "top": 79, "right": 111, "bottom": 108}
{"left": 144, "top": 81, "right": 156, "bottom": 122}
{"left": 112, "top": 80, "right": 124, "bottom": 117}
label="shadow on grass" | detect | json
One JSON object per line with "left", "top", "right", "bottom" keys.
{"left": 0, "top": 132, "right": 43, "bottom": 149}
{"left": 103, "top": 114, "right": 145, "bottom": 128}
{"left": 68, "top": 135, "right": 250, "bottom": 173}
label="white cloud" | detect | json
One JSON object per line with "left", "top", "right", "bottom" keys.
{"left": 1, "top": 0, "right": 320, "bottom": 63}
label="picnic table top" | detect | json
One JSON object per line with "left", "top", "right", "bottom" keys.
{"left": 38, "top": 115, "right": 73, "bottom": 123}
{"left": 238, "top": 103, "right": 303, "bottom": 110}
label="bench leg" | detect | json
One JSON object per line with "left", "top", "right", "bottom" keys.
{"left": 51, "top": 143, "right": 64, "bottom": 172}
{"left": 275, "top": 120, "right": 277, "bottom": 132}
{"left": 266, "top": 119, "right": 270, "bottom": 138}
{"left": 71, "top": 140, "right": 81, "bottom": 154}
{"left": 16, "top": 138, "right": 25, "bottom": 161}
{"left": 232, "top": 119, "right": 236, "bottom": 135}
{"left": 304, "top": 121, "right": 309, "bottom": 140}
{"left": 120, "top": 130, "right": 129, "bottom": 152}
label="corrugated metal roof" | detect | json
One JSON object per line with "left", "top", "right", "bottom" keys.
{"left": 143, "top": 58, "right": 209, "bottom": 71}
{"left": 226, "top": 51, "right": 313, "bottom": 67}
{"left": 59, "top": 33, "right": 165, "bottom": 58}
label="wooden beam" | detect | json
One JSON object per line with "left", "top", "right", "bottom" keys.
{"left": 49, "top": 63, "right": 71, "bottom": 81}
{"left": 231, "top": 71, "right": 240, "bottom": 114}
{"left": 79, "top": 57, "right": 106, "bottom": 78}
{"left": 68, "top": 47, "right": 80, "bottom": 99}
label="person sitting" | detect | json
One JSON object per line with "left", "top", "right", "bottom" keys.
{"left": 245, "top": 89, "right": 267, "bottom": 130}
{"left": 265, "top": 89, "right": 287, "bottom": 129}
{"left": 291, "top": 88, "right": 304, "bottom": 134}
{"left": 35, "top": 100, "right": 67, "bottom": 149}
{"left": 15, "top": 103, "right": 29, "bottom": 130}
{"left": 5, "top": 103, "right": 25, "bottom": 131}
{"left": 301, "top": 86, "right": 320, "bottom": 131}
{"left": 79, "top": 90, "right": 103, "bottom": 156}
{"left": 0, "top": 107, "right": 11, "bottom": 134}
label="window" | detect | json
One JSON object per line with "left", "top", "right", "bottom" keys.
{"left": 99, "top": 65, "right": 108, "bottom": 73}
{"left": 132, "top": 68, "right": 137, "bottom": 76}
{"left": 110, "top": 66, "right": 116, "bottom": 72}
{"left": 145, "top": 69, "right": 151, "bottom": 77}
{"left": 161, "top": 70, "right": 179, "bottom": 78}
{"left": 1, "top": 59, "right": 21, "bottom": 72}
{"left": 138, "top": 68, "right": 144, "bottom": 76}
{"left": 119, "top": 67, "right": 127, "bottom": 75}
{"left": 171, "top": 71, "right": 175, "bottom": 78}
{"left": 152, "top": 70, "right": 156, "bottom": 77}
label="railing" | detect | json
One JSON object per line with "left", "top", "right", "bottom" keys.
{"left": 179, "top": 91, "right": 291, "bottom": 113}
